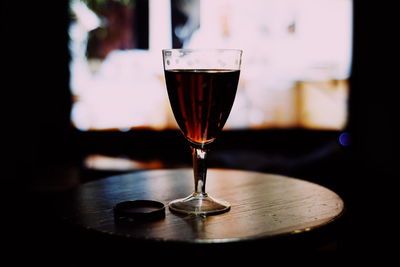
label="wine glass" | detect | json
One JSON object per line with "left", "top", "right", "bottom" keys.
{"left": 162, "top": 49, "right": 242, "bottom": 215}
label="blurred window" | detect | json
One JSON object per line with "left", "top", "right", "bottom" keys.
{"left": 69, "top": 0, "right": 352, "bottom": 131}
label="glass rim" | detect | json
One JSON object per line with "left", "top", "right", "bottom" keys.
{"left": 162, "top": 48, "right": 243, "bottom": 53}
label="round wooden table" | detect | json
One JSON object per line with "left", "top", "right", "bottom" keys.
{"left": 61, "top": 168, "right": 344, "bottom": 246}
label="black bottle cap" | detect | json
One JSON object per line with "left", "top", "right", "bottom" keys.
{"left": 113, "top": 200, "right": 165, "bottom": 223}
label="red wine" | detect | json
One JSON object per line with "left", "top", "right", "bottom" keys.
{"left": 165, "top": 69, "right": 240, "bottom": 146}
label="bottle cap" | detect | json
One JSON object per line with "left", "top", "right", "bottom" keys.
{"left": 113, "top": 200, "right": 165, "bottom": 223}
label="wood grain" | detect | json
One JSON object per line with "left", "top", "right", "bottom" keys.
{"left": 61, "top": 168, "right": 344, "bottom": 243}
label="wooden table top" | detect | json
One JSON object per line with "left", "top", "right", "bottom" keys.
{"left": 61, "top": 168, "right": 344, "bottom": 244}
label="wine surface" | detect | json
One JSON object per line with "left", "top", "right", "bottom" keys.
{"left": 165, "top": 69, "right": 240, "bottom": 146}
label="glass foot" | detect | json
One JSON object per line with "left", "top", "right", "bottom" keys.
{"left": 169, "top": 193, "right": 231, "bottom": 215}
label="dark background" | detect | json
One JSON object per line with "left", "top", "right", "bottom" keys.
{"left": 3, "top": 0, "right": 396, "bottom": 262}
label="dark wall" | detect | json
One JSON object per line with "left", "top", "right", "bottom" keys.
{"left": 4, "top": 1, "right": 73, "bottom": 188}
{"left": 345, "top": 0, "right": 396, "bottom": 254}
{"left": 349, "top": 0, "right": 395, "bottom": 177}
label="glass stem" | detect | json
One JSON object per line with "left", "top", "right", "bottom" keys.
{"left": 192, "top": 146, "right": 208, "bottom": 197}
